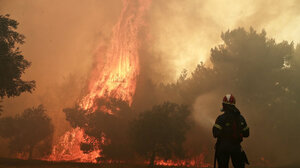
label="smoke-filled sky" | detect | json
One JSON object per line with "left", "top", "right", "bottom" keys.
{"left": 1, "top": 0, "right": 300, "bottom": 161}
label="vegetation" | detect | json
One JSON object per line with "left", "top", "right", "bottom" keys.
{"left": 0, "top": 14, "right": 35, "bottom": 113}
{"left": 1, "top": 14, "right": 299, "bottom": 165}
{"left": 61, "top": 27, "right": 300, "bottom": 165}
{"left": 155, "top": 27, "right": 300, "bottom": 161}
{"left": 0, "top": 105, "right": 54, "bottom": 159}
{"left": 64, "top": 98, "right": 135, "bottom": 161}
{"left": 0, "top": 14, "right": 35, "bottom": 98}
{"left": 130, "top": 102, "right": 191, "bottom": 166}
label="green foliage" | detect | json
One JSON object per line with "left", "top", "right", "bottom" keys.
{"left": 130, "top": 102, "right": 191, "bottom": 165}
{"left": 0, "top": 14, "right": 35, "bottom": 98}
{"left": 0, "top": 105, "right": 54, "bottom": 159}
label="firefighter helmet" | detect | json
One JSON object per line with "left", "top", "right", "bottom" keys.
{"left": 223, "top": 94, "right": 236, "bottom": 105}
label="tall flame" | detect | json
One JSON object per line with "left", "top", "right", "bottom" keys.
{"left": 46, "top": 0, "right": 151, "bottom": 163}
{"left": 80, "top": 0, "right": 151, "bottom": 112}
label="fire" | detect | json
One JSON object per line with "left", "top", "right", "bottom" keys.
{"left": 16, "top": 153, "right": 28, "bottom": 160}
{"left": 47, "top": 127, "right": 101, "bottom": 163}
{"left": 80, "top": 0, "right": 151, "bottom": 112}
{"left": 46, "top": 0, "right": 151, "bottom": 163}
{"left": 155, "top": 154, "right": 211, "bottom": 167}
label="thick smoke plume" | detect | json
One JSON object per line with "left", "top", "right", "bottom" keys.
{"left": 1, "top": 0, "right": 300, "bottom": 167}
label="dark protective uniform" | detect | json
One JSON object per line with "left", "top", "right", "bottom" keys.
{"left": 213, "top": 104, "right": 249, "bottom": 168}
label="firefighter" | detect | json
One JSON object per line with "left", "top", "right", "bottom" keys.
{"left": 213, "top": 94, "right": 249, "bottom": 168}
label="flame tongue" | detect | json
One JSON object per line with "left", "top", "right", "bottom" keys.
{"left": 47, "top": 0, "right": 151, "bottom": 163}
{"left": 80, "top": 0, "right": 151, "bottom": 112}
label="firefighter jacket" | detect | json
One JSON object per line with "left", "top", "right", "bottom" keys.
{"left": 213, "top": 104, "right": 249, "bottom": 144}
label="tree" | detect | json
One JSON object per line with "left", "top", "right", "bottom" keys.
{"left": 157, "top": 27, "right": 300, "bottom": 164}
{"left": 130, "top": 102, "right": 191, "bottom": 166}
{"left": 64, "top": 98, "right": 135, "bottom": 161}
{"left": 0, "top": 105, "right": 54, "bottom": 159}
{"left": 0, "top": 14, "right": 35, "bottom": 99}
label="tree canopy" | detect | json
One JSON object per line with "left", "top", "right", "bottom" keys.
{"left": 155, "top": 27, "right": 300, "bottom": 163}
{"left": 0, "top": 105, "right": 54, "bottom": 159}
{"left": 0, "top": 14, "right": 35, "bottom": 99}
{"left": 64, "top": 98, "right": 135, "bottom": 161}
{"left": 130, "top": 102, "right": 191, "bottom": 166}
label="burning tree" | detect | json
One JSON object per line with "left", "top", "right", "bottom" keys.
{"left": 87, "top": 98, "right": 135, "bottom": 161}
{"left": 63, "top": 98, "right": 135, "bottom": 162}
{"left": 130, "top": 102, "right": 192, "bottom": 166}
{"left": 0, "top": 105, "right": 54, "bottom": 159}
{"left": 47, "top": 0, "right": 151, "bottom": 163}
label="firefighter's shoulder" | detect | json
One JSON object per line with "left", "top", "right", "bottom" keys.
{"left": 214, "top": 114, "right": 226, "bottom": 130}
{"left": 239, "top": 114, "right": 247, "bottom": 124}
{"left": 216, "top": 113, "right": 226, "bottom": 122}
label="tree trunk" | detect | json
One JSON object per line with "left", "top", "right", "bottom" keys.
{"left": 149, "top": 151, "right": 156, "bottom": 167}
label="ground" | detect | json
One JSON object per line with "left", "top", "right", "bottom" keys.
{"left": 0, "top": 158, "right": 299, "bottom": 168}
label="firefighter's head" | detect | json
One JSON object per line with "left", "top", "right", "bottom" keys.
{"left": 221, "top": 94, "right": 236, "bottom": 112}
{"left": 223, "top": 94, "right": 236, "bottom": 105}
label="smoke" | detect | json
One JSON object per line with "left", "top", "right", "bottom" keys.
{"left": 0, "top": 0, "right": 122, "bottom": 142}
{"left": 1, "top": 0, "right": 299, "bottom": 115}
{"left": 192, "top": 93, "right": 219, "bottom": 130}
{"left": 1, "top": 0, "right": 300, "bottom": 166}
{"left": 156, "top": 27, "right": 300, "bottom": 167}
{"left": 143, "top": 0, "right": 300, "bottom": 80}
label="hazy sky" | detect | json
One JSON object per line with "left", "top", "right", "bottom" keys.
{"left": 149, "top": 0, "right": 300, "bottom": 73}
{"left": 1, "top": 0, "right": 300, "bottom": 138}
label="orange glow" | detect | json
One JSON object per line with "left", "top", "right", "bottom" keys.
{"left": 46, "top": 127, "right": 101, "bottom": 163}
{"left": 47, "top": 0, "right": 151, "bottom": 163}
{"left": 16, "top": 153, "right": 28, "bottom": 160}
{"left": 79, "top": 0, "right": 151, "bottom": 112}
{"left": 155, "top": 153, "right": 211, "bottom": 167}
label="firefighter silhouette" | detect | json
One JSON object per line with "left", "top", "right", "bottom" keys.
{"left": 213, "top": 94, "right": 249, "bottom": 168}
